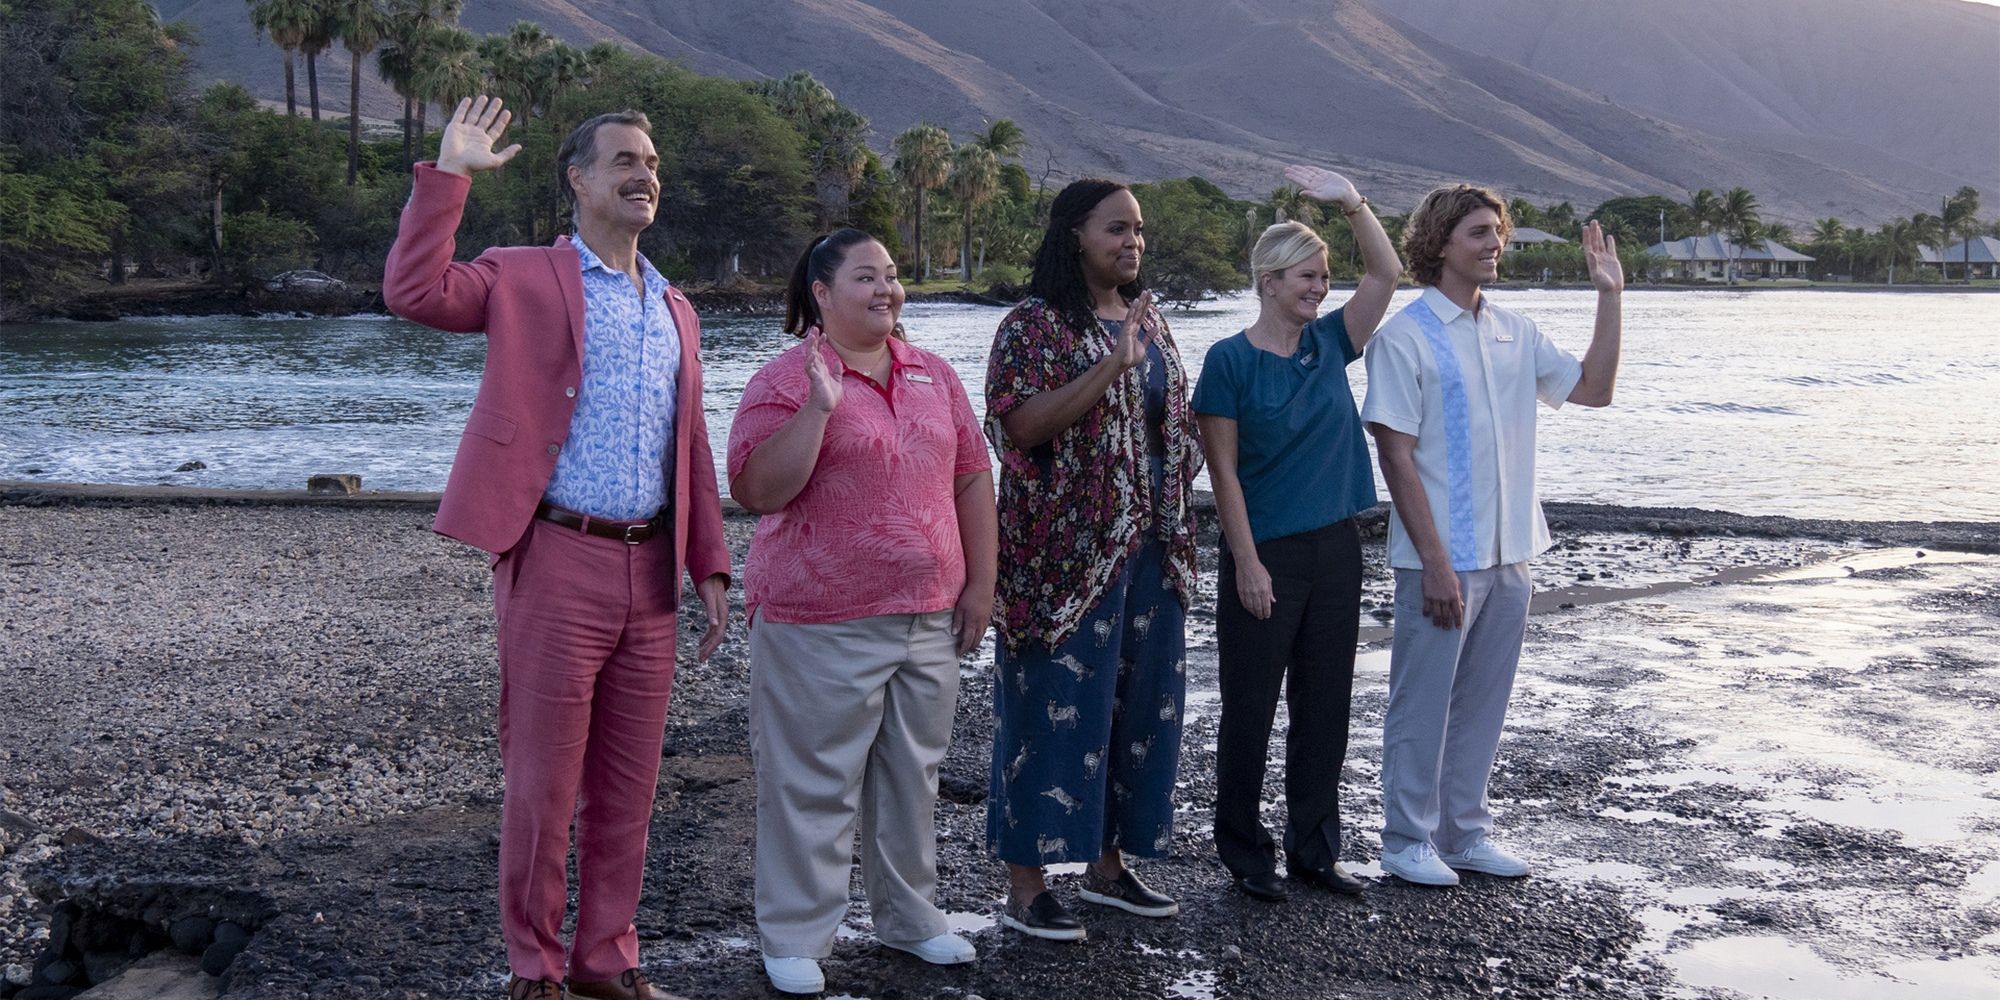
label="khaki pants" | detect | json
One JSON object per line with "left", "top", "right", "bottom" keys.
{"left": 749, "top": 610, "right": 959, "bottom": 958}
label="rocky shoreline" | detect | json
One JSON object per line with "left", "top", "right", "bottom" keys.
{"left": 2, "top": 493, "right": 1995, "bottom": 998}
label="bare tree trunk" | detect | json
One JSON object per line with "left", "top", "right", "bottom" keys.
{"left": 913, "top": 188, "right": 928, "bottom": 283}
{"left": 284, "top": 51, "right": 297, "bottom": 117}
{"left": 402, "top": 97, "right": 414, "bottom": 168}
{"left": 347, "top": 51, "right": 363, "bottom": 185}
{"left": 209, "top": 175, "right": 224, "bottom": 276}
{"left": 108, "top": 229, "right": 126, "bottom": 286}
{"left": 307, "top": 53, "right": 321, "bottom": 122}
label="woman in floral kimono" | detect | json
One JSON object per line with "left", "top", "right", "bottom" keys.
{"left": 984, "top": 179, "right": 1202, "bottom": 940}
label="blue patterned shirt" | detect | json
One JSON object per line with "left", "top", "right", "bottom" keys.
{"left": 542, "top": 237, "right": 682, "bottom": 520}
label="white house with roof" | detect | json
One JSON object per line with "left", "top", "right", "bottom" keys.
{"left": 1507, "top": 227, "right": 1568, "bottom": 252}
{"left": 1918, "top": 236, "right": 2000, "bottom": 279}
{"left": 1645, "top": 234, "right": 1814, "bottom": 281}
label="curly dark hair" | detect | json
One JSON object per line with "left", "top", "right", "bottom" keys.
{"left": 1402, "top": 184, "right": 1512, "bottom": 287}
{"left": 1029, "top": 178, "right": 1145, "bottom": 334}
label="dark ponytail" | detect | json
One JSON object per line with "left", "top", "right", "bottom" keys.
{"left": 784, "top": 227, "right": 881, "bottom": 336}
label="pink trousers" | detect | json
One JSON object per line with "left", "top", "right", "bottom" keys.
{"left": 492, "top": 518, "right": 679, "bottom": 982}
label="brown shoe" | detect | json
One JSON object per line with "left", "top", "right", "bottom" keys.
{"left": 569, "top": 968, "right": 689, "bottom": 1000}
{"left": 506, "top": 976, "right": 567, "bottom": 1000}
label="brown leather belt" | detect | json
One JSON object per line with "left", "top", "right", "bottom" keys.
{"left": 534, "top": 502, "right": 668, "bottom": 545}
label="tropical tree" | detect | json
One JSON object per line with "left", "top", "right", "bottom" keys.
{"left": 247, "top": 0, "right": 314, "bottom": 116}
{"left": 1686, "top": 188, "right": 1721, "bottom": 235}
{"left": 1943, "top": 186, "right": 1981, "bottom": 281}
{"left": 892, "top": 123, "right": 950, "bottom": 280}
{"left": 971, "top": 119, "right": 1026, "bottom": 161}
{"left": 1591, "top": 195, "right": 1689, "bottom": 247}
{"left": 1268, "top": 184, "right": 1320, "bottom": 227}
{"left": 1876, "top": 219, "right": 1920, "bottom": 284}
{"left": 759, "top": 71, "right": 870, "bottom": 229}
{"left": 329, "top": 0, "right": 388, "bottom": 185}
{"left": 1718, "top": 187, "right": 1759, "bottom": 283}
{"left": 376, "top": 0, "right": 461, "bottom": 166}
{"left": 1507, "top": 197, "right": 1544, "bottom": 230}
{"left": 410, "top": 25, "right": 482, "bottom": 133}
{"left": 1543, "top": 201, "right": 1577, "bottom": 239}
{"left": 299, "top": 0, "right": 335, "bottom": 122}
{"left": 1807, "top": 218, "right": 1845, "bottom": 278}
{"left": 949, "top": 142, "right": 999, "bottom": 280}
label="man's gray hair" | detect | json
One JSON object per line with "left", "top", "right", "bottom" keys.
{"left": 556, "top": 110, "right": 653, "bottom": 217}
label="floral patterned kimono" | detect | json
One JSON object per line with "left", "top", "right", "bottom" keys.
{"left": 983, "top": 296, "right": 1202, "bottom": 865}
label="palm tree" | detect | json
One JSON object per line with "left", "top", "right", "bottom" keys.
{"left": 1943, "top": 186, "right": 1981, "bottom": 282}
{"left": 300, "top": 0, "right": 335, "bottom": 122}
{"left": 1840, "top": 227, "right": 1869, "bottom": 278}
{"left": 1718, "top": 187, "right": 1759, "bottom": 284}
{"left": 1877, "top": 219, "right": 1919, "bottom": 284}
{"left": 971, "top": 119, "right": 1026, "bottom": 161}
{"left": 248, "top": 0, "right": 314, "bottom": 116}
{"left": 758, "top": 72, "right": 870, "bottom": 228}
{"left": 329, "top": 0, "right": 388, "bottom": 185}
{"left": 376, "top": 0, "right": 461, "bottom": 166}
{"left": 410, "top": 25, "right": 482, "bottom": 134}
{"left": 1268, "top": 184, "right": 1320, "bottom": 227}
{"left": 1808, "top": 218, "right": 1844, "bottom": 279}
{"left": 892, "top": 123, "right": 951, "bottom": 282}
{"left": 950, "top": 143, "right": 1000, "bottom": 280}
{"left": 1687, "top": 188, "right": 1721, "bottom": 235}
{"left": 1507, "top": 197, "right": 1544, "bottom": 230}
{"left": 1543, "top": 201, "right": 1577, "bottom": 238}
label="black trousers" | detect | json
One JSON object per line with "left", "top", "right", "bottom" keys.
{"left": 1213, "top": 518, "right": 1362, "bottom": 877}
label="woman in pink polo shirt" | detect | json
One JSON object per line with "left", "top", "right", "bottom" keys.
{"left": 727, "top": 227, "right": 997, "bottom": 996}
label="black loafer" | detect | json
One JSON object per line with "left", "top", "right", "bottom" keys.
{"left": 999, "top": 891, "right": 1087, "bottom": 941}
{"left": 1234, "top": 871, "right": 1288, "bottom": 902}
{"left": 1292, "top": 863, "right": 1366, "bottom": 895}
{"left": 1078, "top": 866, "right": 1180, "bottom": 918}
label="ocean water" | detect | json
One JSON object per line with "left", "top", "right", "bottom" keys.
{"left": 2, "top": 289, "right": 1995, "bottom": 522}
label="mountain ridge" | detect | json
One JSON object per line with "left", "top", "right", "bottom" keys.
{"left": 153, "top": 0, "right": 1998, "bottom": 225}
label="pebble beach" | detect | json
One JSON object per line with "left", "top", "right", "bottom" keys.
{"left": 2, "top": 487, "right": 1997, "bottom": 998}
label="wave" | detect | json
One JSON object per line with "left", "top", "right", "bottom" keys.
{"left": 1662, "top": 401, "right": 1804, "bottom": 416}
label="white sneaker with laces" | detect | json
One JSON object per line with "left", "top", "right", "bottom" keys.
{"left": 1379, "top": 842, "right": 1461, "bottom": 886}
{"left": 1439, "top": 839, "right": 1531, "bottom": 877}
{"left": 763, "top": 956, "right": 825, "bottom": 994}
{"left": 883, "top": 931, "right": 978, "bottom": 965}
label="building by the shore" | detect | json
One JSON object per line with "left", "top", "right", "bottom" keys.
{"left": 1507, "top": 227, "right": 1568, "bottom": 252}
{"left": 1644, "top": 234, "right": 1814, "bottom": 281}
{"left": 1918, "top": 236, "right": 2000, "bottom": 279}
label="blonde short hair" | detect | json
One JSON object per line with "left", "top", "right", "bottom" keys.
{"left": 1249, "top": 221, "right": 1329, "bottom": 294}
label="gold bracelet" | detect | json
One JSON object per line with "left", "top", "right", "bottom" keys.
{"left": 1342, "top": 195, "right": 1370, "bottom": 217}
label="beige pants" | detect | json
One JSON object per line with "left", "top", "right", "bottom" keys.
{"left": 749, "top": 609, "right": 960, "bottom": 958}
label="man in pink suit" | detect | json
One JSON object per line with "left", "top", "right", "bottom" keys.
{"left": 384, "top": 96, "right": 731, "bottom": 1000}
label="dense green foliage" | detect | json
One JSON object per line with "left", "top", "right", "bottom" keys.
{"left": 4, "top": 1, "right": 1990, "bottom": 319}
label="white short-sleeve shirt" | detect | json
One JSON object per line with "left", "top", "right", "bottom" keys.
{"left": 1361, "top": 286, "right": 1583, "bottom": 571}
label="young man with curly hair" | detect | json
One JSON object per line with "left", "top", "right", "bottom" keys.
{"left": 1361, "top": 185, "right": 1625, "bottom": 886}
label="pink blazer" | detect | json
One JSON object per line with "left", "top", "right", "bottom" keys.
{"left": 382, "top": 162, "right": 731, "bottom": 593}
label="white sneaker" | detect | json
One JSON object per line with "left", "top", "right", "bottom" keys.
{"left": 1439, "top": 839, "right": 1531, "bottom": 877}
{"left": 1379, "top": 842, "right": 1461, "bottom": 886}
{"left": 763, "top": 956, "right": 825, "bottom": 994}
{"left": 883, "top": 931, "right": 978, "bottom": 965}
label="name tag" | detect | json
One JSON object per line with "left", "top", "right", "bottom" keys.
{"left": 906, "top": 373, "right": 934, "bottom": 384}
{"left": 1495, "top": 333, "right": 1515, "bottom": 343}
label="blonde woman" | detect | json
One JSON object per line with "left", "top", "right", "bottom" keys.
{"left": 1191, "top": 165, "right": 1401, "bottom": 901}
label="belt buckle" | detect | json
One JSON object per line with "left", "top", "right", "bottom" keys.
{"left": 622, "top": 522, "right": 647, "bottom": 545}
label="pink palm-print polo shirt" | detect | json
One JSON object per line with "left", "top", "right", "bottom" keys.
{"left": 730, "top": 335, "right": 990, "bottom": 624}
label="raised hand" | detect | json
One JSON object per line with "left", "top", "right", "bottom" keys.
{"left": 1582, "top": 219, "right": 1625, "bottom": 293}
{"left": 803, "top": 328, "right": 844, "bottom": 413}
{"left": 436, "top": 96, "right": 522, "bottom": 178}
{"left": 1109, "top": 291, "right": 1155, "bottom": 373}
{"left": 1283, "top": 163, "right": 1361, "bottom": 212}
